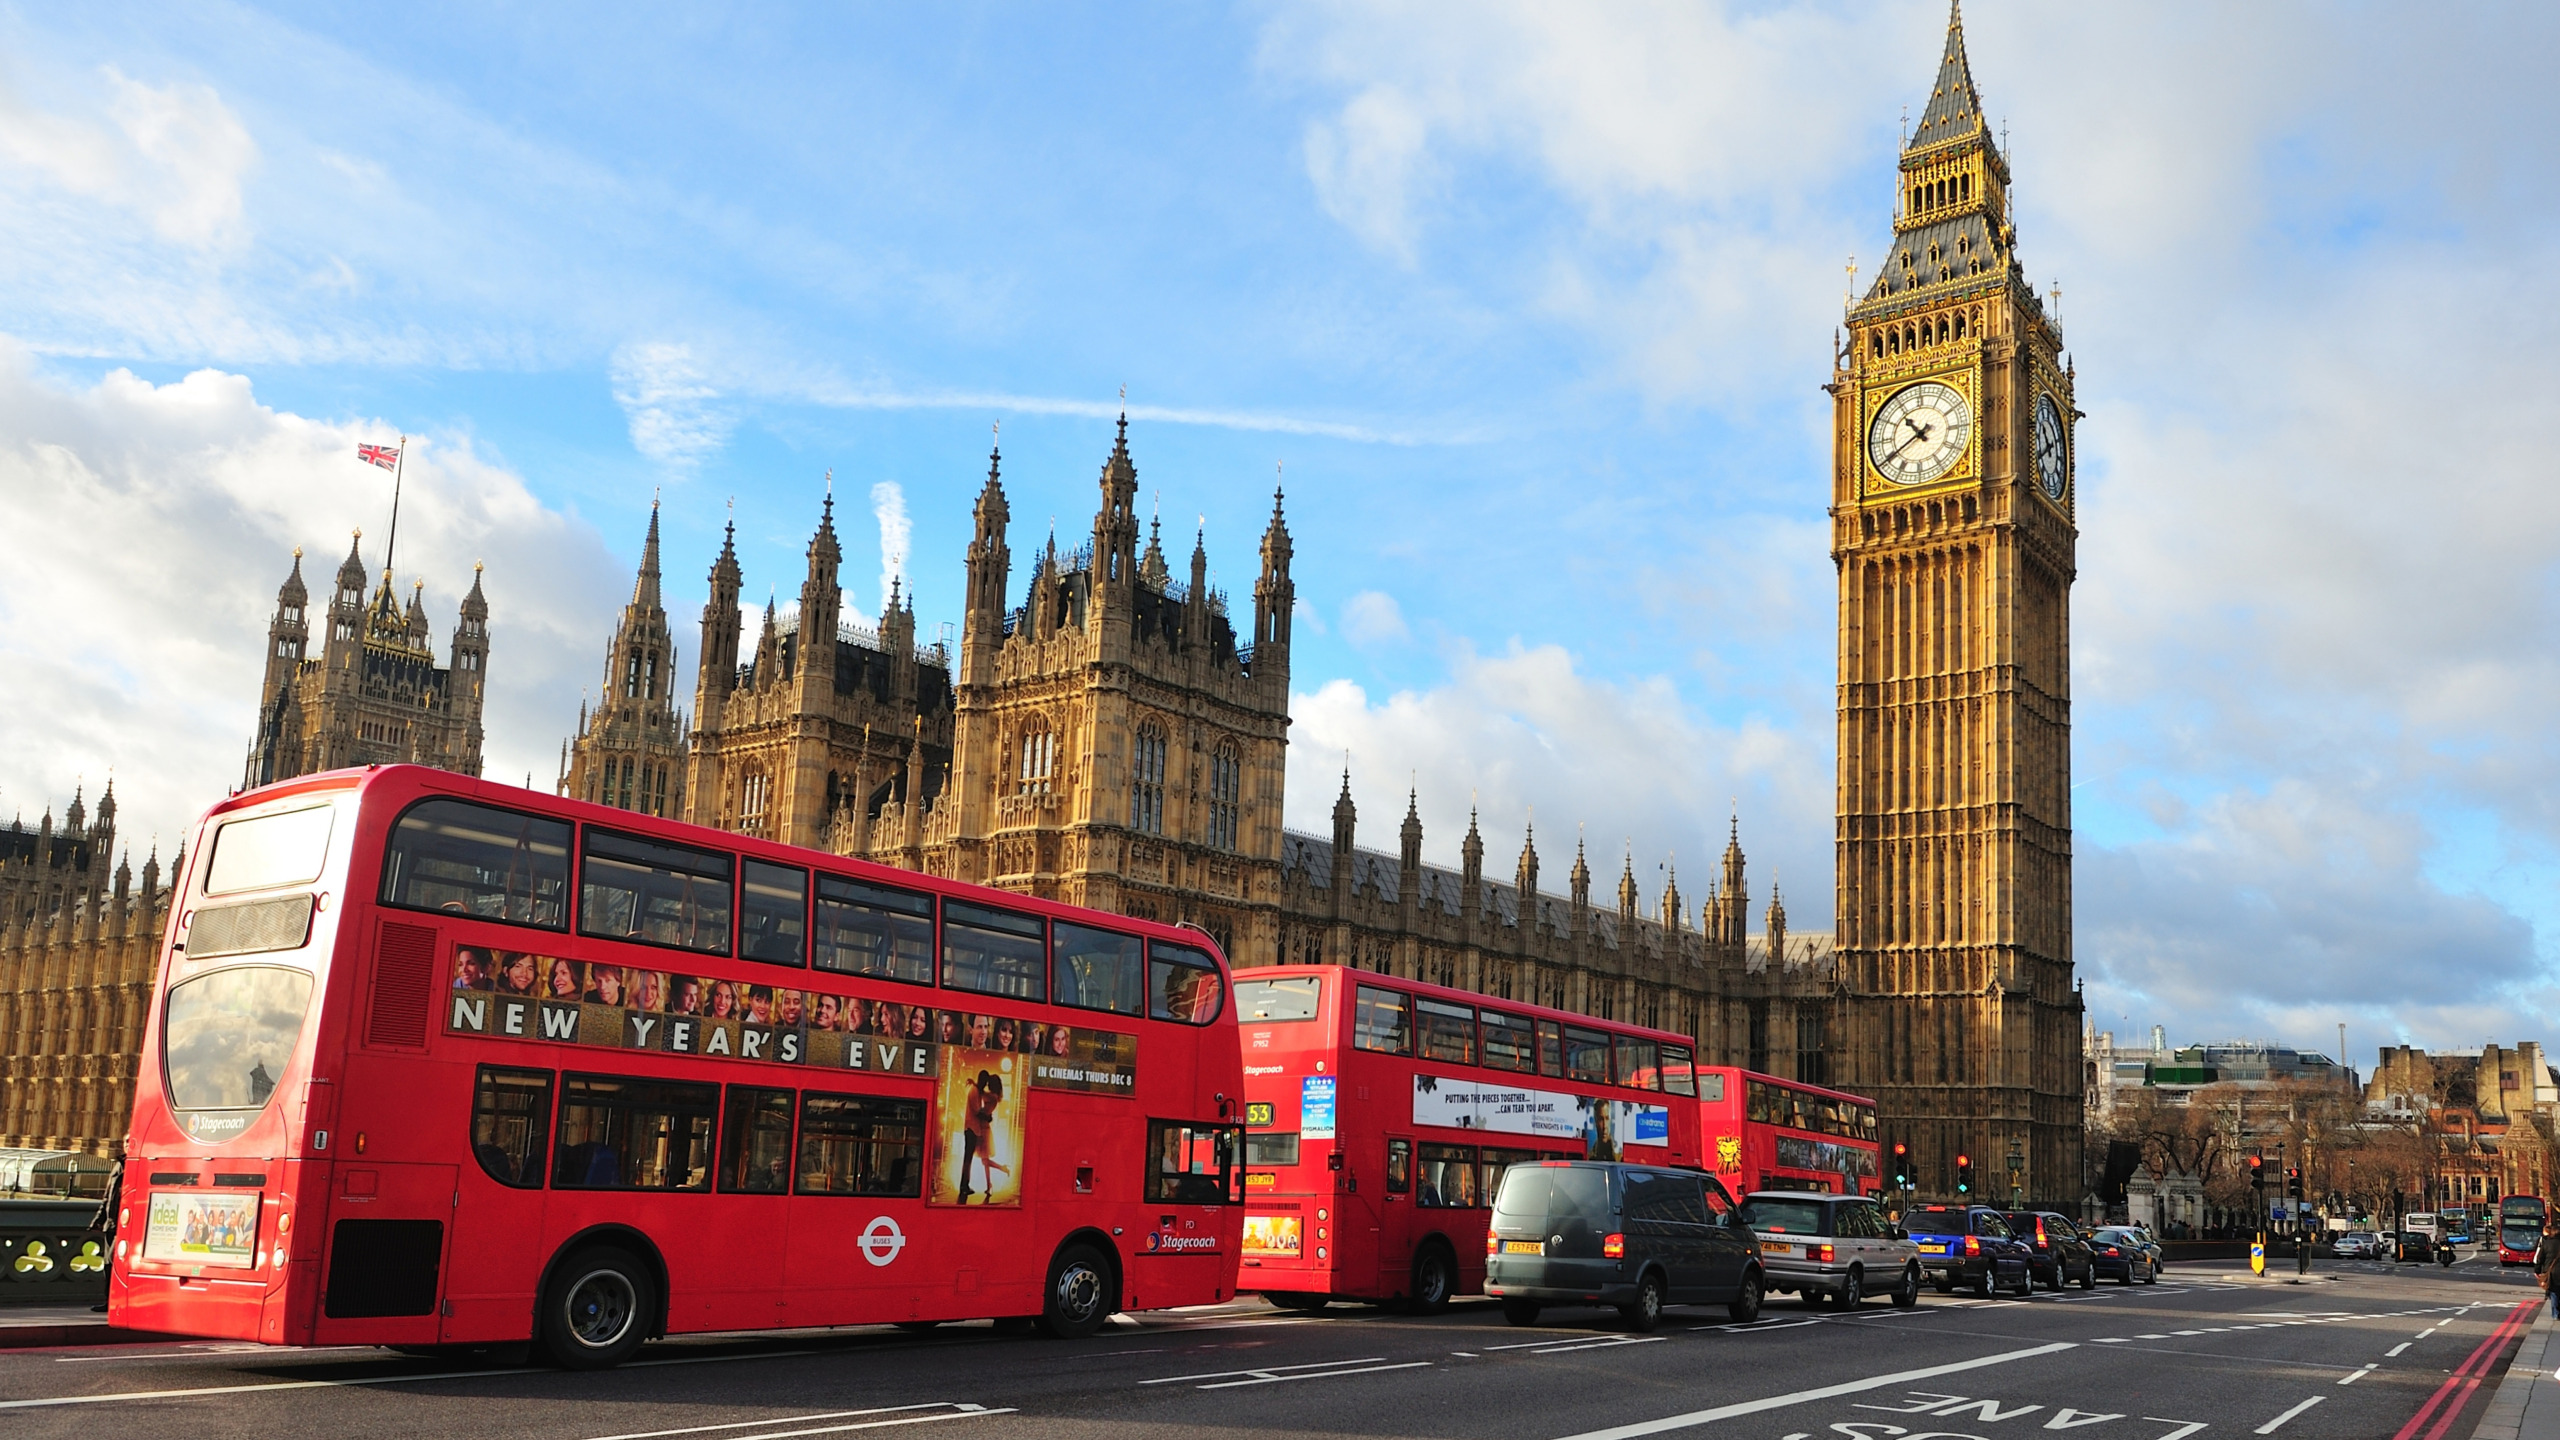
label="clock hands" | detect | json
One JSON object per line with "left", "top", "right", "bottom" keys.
{"left": 1883, "top": 413, "right": 1938, "bottom": 463}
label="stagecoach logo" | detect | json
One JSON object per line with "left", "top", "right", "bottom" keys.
{"left": 1716, "top": 1134, "right": 1743, "bottom": 1173}
{"left": 859, "top": 1216, "right": 907, "bottom": 1267}
{"left": 1144, "top": 1229, "right": 1220, "bottom": 1254}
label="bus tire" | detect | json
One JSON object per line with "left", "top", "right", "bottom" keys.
{"left": 540, "top": 1246, "right": 652, "bottom": 1371}
{"left": 1501, "top": 1298, "right": 1542, "bottom": 1326}
{"left": 1037, "top": 1243, "right": 1113, "bottom": 1339}
{"left": 1408, "top": 1243, "right": 1457, "bottom": 1315}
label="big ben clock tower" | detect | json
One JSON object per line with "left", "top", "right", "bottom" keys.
{"left": 1831, "top": 3, "right": 2084, "bottom": 1199}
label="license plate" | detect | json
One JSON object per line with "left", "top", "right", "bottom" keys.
{"left": 1918, "top": 1243, "right": 1947, "bottom": 1254}
{"left": 1503, "top": 1240, "right": 1544, "bottom": 1255}
{"left": 1761, "top": 1241, "right": 1791, "bottom": 1255}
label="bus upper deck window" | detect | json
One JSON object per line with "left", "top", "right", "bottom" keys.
{"left": 739, "top": 859, "right": 808, "bottom": 967}
{"left": 1149, "top": 940, "right": 1225, "bottom": 1025}
{"left": 943, "top": 902, "right": 1046, "bottom": 1002}
{"left": 206, "top": 804, "right": 335, "bottom": 895}
{"left": 1353, "top": 986, "right": 1410, "bottom": 1055}
{"left": 1479, "top": 1010, "right": 1537, "bottom": 1073}
{"left": 1561, "top": 1026, "right": 1612, "bottom": 1085}
{"left": 381, "top": 799, "right": 570, "bottom": 929}
{"left": 1054, "top": 922, "right": 1145, "bottom": 1015}
{"left": 1657, "top": 1044, "right": 1696, "bottom": 1096}
{"left": 1416, "top": 999, "right": 1476, "bottom": 1065}
{"left": 580, "top": 828, "right": 734, "bottom": 955}
{"left": 812, "top": 874, "right": 934, "bottom": 985}
{"left": 1613, "top": 1036, "right": 1659, "bottom": 1091}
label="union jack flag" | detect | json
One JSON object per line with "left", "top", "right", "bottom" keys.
{"left": 357, "top": 443, "right": 400, "bottom": 470}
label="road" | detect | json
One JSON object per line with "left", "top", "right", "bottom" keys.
{"left": 0, "top": 1251, "right": 2544, "bottom": 1440}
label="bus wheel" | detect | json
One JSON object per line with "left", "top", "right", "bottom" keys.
{"left": 1501, "top": 1298, "right": 1541, "bottom": 1326}
{"left": 1408, "top": 1244, "right": 1457, "bottom": 1315}
{"left": 541, "top": 1247, "right": 651, "bottom": 1371}
{"left": 1037, "top": 1244, "right": 1113, "bottom": 1339}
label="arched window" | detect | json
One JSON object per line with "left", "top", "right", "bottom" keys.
{"left": 1207, "top": 746, "right": 1242, "bottom": 851}
{"left": 1017, "top": 728, "right": 1056, "bottom": 795}
{"left": 742, "top": 767, "right": 772, "bottom": 829}
{"left": 1130, "top": 724, "right": 1167, "bottom": 835}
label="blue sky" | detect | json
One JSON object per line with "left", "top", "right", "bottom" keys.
{"left": 3, "top": 1, "right": 2556, "bottom": 1062}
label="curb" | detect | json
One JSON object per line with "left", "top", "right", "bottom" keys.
{"left": 0, "top": 1320, "right": 187, "bottom": 1350}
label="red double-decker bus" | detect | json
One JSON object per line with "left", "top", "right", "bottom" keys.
{"left": 1232, "top": 964, "right": 1704, "bottom": 1312}
{"left": 1695, "top": 1067, "right": 1881, "bottom": 1199}
{"left": 108, "top": 765, "right": 1243, "bottom": 1367}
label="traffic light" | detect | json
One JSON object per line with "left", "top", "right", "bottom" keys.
{"left": 2287, "top": 1167, "right": 2303, "bottom": 1201}
{"left": 1892, "top": 1142, "right": 1909, "bottom": 1189}
{"left": 1955, "top": 1153, "right": 1973, "bottom": 1195}
{"left": 2248, "top": 1153, "right": 2265, "bottom": 1188}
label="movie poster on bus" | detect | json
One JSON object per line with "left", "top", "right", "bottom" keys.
{"left": 142, "top": 1192, "right": 258, "bottom": 1269}
{"left": 930, "top": 1046, "right": 1026, "bottom": 1207}
{"left": 1030, "top": 1026, "right": 1137, "bottom": 1094}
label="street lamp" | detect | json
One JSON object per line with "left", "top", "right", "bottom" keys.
{"left": 2007, "top": 1139, "right": 2025, "bottom": 1209}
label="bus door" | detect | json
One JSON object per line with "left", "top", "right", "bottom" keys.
{"left": 314, "top": 1161, "right": 457, "bottom": 1346}
{"left": 1375, "top": 1135, "right": 1414, "bottom": 1292}
{"left": 717, "top": 1086, "right": 797, "bottom": 1327}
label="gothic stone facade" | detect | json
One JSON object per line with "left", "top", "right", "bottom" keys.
{"left": 0, "top": 783, "right": 175, "bottom": 1160}
{"left": 246, "top": 536, "right": 489, "bottom": 787}
{"left": 1828, "top": 8, "right": 2086, "bottom": 1195}
{"left": 560, "top": 504, "right": 692, "bottom": 818}
{"left": 634, "top": 418, "right": 1834, "bottom": 1079}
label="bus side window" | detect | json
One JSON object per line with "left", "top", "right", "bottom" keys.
{"left": 1613, "top": 1036, "right": 1659, "bottom": 1090}
{"left": 796, "top": 1092, "right": 926, "bottom": 1197}
{"left": 1149, "top": 941, "right": 1226, "bottom": 1025}
{"left": 1354, "top": 986, "right": 1411, "bottom": 1055}
{"left": 470, "top": 1065, "right": 553, "bottom": 1189}
{"left": 1416, "top": 999, "right": 1476, "bottom": 1065}
{"left": 1148, "top": 1121, "right": 1243, "bottom": 1205}
{"left": 381, "top": 799, "right": 571, "bottom": 929}
{"left": 811, "top": 874, "right": 934, "bottom": 985}
{"left": 554, "top": 1074, "right": 717, "bottom": 1191}
{"left": 942, "top": 902, "right": 1047, "bottom": 1002}
{"left": 1053, "top": 922, "right": 1144, "bottom": 1014}
{"left": 1561, "top": 1026, "right": 1612, "bottom": 1085}
{"left": 580, "top": 828, "right": 734, "bottom": 956}
{"left": 739, "top": 860, "right": 808, "bottom": 967}
{"left": 718, "top": 1085, "right": 796, "bottom": 1195}
{"left": 1385, "top": 1137, "right": 1411, "bottom": 1195}
{"left": 1535, "top": 1019, "right": 1563, "bottom": 1077}
{"left": 1657, "top": 1044, "right": 1696, "bottom": 1097}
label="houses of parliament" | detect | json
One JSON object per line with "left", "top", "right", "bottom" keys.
{"left": 4, "top": 5, "right": 2081, "bottom": 1196}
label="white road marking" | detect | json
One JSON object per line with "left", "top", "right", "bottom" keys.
{"left": 1546, "top": 1342, "right": 2076, "bottom": 1440}
{"left": 49, "top": 1344, "right": 380, "bottom": 1364}
{"left": 586, "top": 1405, "right": 990, "bottom": 1440}
{"left": 2255, "top": 1396, "right": 2324, "bottom": 1434}
{"left": 1697, "top": 1319, "right": 1822, "bottom": 1335}
{"left": 2337, "top": 1365, "right": 2375, "bottom": 1386}
{"left": 1486, "top": 1334, "right": 1617, "bottom": 1350}
{"left": 2388, "top": 1343, "right": 2411, "bottom": 1356}
{"left": 1533, "top": 1337, "right": 1667, "bottom": 1356}
{"left": 1139, "top": 1356, "right": 1433, "bottom": 1390}
{"left": 2092, "top": 1338, "right": 2130, "bottom": 1344}
{"left": 0, "top": 1346, "right": 826, "bottom": 1411}
{"left": 1195, "top": 1361, "right": 1432, "bottom": 1390}
{"left": 711, "top": 1415, "right": 1015, "bottom": 1440}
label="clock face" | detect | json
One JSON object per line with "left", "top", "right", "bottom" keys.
{"left": 2033, "top": 393, "right": 2068, "bottom": 500}
{"left": 1867, "top": 381, "right": 1973, "bottom": 487}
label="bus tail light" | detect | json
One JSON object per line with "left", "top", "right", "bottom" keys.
{"left": 1603, "top": 1234, "right": 1625, "bottom": 1259}
{"left": 1963, "top": 1236, "right": 1980, "bottom": 1257}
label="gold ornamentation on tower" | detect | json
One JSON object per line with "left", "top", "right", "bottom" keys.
{"left": 1830, "top": 1, "right": 2084, "bottom": 1197}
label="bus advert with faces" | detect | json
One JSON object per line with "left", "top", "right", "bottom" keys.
{"left": 448, "top": 948, "right": 1140, "bottom": 1093}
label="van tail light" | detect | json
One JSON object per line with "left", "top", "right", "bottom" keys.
{"left": 1813, "top": 1244, "right": 1835, "bottom": 1263}
{"left": 1487, "top": 1233, "right": 1501, "bottom": 1256}
{"left": 1603, "top": 1233, "right": 1625, "bottom": 1259}
{"left": 1964, "top": 1236, "right": 1980, "bottom": 1257}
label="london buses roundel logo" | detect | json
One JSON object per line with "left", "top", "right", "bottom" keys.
{"left": 859, "top": 1216, "right": 907, "bottom": 1267}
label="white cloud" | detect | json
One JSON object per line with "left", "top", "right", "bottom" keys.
{"left": 1286, "top": 641, "right": 1828, "bottom": 916}
{"left": 610, "top": 341, "right": 732, "bottom": 469}
{"left": 870, "top": 479, "right": 909, "bottom": 613}
{"left": 1339, "top": 589, "right": 1408, "bottom": 647}
{"left": 1303, "top": 85, "right": 1436, "bottom": 263}
{"left": 0, "top": 338, "right": 621, "bottom": 850}
{"left": 0, "top": 66, "right": 256, "bottom": 249}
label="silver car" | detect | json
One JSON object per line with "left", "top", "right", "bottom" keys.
{"left": 1736, "top": 1191, "right": 1921, "bottom": 1310}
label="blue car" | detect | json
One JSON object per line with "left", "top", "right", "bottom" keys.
{"left": 1903, "top": 1202, "right": 2035, "bottom": 1297}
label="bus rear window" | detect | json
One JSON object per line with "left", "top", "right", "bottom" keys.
{"left": 1147, "top": 1121, "right": 1243, "bottom": 1205}
{"left": 1234, "top": 975, "right": 1321, "bottom": 1023}
{"left": 1245, "top": 1131, "right": 1300, "bottom": 1167}
{"left": 380, "top": 799, "right": 570, "bottom": 929}
{"left": 580, "top": 828, "right": 733, "bottom": 955}
{"left": 205, "top": 805, "right": 334, "bottom": 895}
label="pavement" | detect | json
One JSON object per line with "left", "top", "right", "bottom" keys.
{"left": 2474, "top": 1299, "right": 2560, "bottom": 1440}
{"left": 0, "top": 1252, "right": 2545, "bottom": 1439}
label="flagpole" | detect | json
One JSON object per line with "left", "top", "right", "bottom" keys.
{"left": 383, "top": 433, "right": 406, "bottom": 585}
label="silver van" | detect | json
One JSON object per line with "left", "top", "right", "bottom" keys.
{"left": 1484, "top": 1161, "right": 1765, "bottom": 1331}
{"left": 1735, "top": 1191, "right": 1920, "bottom": 1309}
